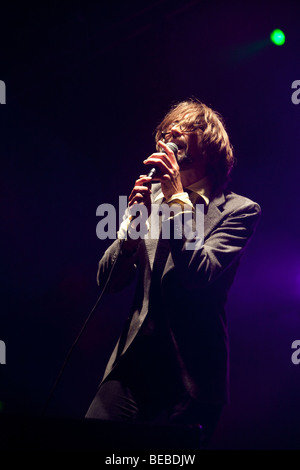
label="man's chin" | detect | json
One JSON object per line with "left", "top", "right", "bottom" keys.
{"left": 178, "top": 153, "right": 194, "bottom": 169}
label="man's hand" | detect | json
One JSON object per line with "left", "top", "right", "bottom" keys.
{"left": 128, "top": 175, "right": 152, "bottom": 212}
{"left": 143, "top": 140, "right": 183, "bottom": 200}
{"left": 124, "top": 175, "right": 152, "bottom": 240}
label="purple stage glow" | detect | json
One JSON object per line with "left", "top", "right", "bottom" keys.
{"left": 0, "top": 0, "right": 300, "bottom": 451}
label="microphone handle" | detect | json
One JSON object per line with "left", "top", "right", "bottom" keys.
{"left": 146, "top": 142, "right": 178, "bottom": 179}
{"left": 147, "top": 167, "right": 157, "bottom": 178}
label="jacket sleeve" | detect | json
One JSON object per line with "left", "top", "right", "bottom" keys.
{"left": 96, "top": 238, "right": 140, "bottom": 293}
{"left": 168, "top": 199, "right": 261, "bottom": 290}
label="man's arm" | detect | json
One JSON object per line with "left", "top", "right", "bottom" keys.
{"left": 168, "top": 199, "right": 261, "bottom": 290}
{"left": 96, "top": 238, "right": 140, "bottom": 293}
{"left": 96, "top": 172, "right": 153, "bottom": 293}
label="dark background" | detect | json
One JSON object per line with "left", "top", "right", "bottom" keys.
{"left": 0, "top": 0, "right": 300, "bottom": 450}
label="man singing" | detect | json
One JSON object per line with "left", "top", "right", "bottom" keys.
{"left": 85, "top": 98, "right": 261, "bottom": 446}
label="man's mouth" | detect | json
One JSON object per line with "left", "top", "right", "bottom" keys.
{"left": 174, "top": 141, "right": 186, "bottom": 151}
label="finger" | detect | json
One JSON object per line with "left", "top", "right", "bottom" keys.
{"left": 136, "top": 175, "right": 153, "bottom": 184}
{"left": 143, "top": 156, "right": 171, "bottom": 175}
{"left": 128, "top": 185, "right": 151, "bottom": 202}
{"left": 143, "top": 154, "right": 170, "bottom": 168}
{"left": 144, "top": 149, "right": 178, "bottom": 170}
{"left": 157, "top": 140, "right": 178, "bottom": 163}
{"left": 128, "top": 192, "right": 151, "bottom": 207}
{"left": 129, "top": 185, "right": 151, "bottom": 198}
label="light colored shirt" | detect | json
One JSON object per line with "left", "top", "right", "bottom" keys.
{"left": 118, "top": 176, "right": 211, "bottom": 240}
{"left": 153, "top": 175, "right": 211, "bottom": 207}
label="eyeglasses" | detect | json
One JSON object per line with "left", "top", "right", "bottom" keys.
{"left": 160, "top": 123, "right": 202, "bottom": 141}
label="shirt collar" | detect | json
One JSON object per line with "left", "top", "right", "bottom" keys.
{"left": 186, "top": 175, "right": 212, "bottom": 206}
{"left": 153, "top": 175, "right": 212, "bottom": 206}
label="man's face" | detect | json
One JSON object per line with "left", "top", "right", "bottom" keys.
{"left": 160, "top": 117, "right": 204, "bottom": 170}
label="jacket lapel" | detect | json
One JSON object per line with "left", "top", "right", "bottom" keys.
{"left": 203, "top": 191, "right": 225, "bottom": 239}
{"left": 144, "top": 184, "right": 164, "bottom": 270}
{"left": 161, "top": 191, "right": 225, "bottom": 278}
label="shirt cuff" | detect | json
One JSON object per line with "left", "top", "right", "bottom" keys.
{"left": 165, "top": 192, "right": 194, "bottom": 208}
{"left": 117, "top": 216, "right": 150, "bottom": 240}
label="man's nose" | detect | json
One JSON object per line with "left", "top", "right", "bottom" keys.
{"left": 170, "top": 124, "right": 182, "bottom": 137}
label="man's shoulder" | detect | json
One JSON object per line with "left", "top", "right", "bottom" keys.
{"left": 225, "top": 190, "right": 260, "bottom": 206}
{"left": 216, "top": 190, "right": 261, "bottom": 215}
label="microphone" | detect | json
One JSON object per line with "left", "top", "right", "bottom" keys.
{"left": 147, "top": 142, "right": 178, "bottom": 179}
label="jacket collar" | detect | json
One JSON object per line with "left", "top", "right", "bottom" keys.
{"left": 145, "top": 184, "right": 226, "bottom": 266}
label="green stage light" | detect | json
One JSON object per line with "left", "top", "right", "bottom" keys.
{"left": 270, "top": 29, "right": 285, "bottom": 46}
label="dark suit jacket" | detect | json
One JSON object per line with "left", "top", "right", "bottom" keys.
{"left": 96, "top": 184, "right": 261, "bottom": 406}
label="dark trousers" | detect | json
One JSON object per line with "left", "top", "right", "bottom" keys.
{"left": 85, "top": 378, "right": 223, "bottom": 447}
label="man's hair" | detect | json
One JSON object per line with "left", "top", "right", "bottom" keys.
{"left": 155, "top": 98, "right": 235, "bottom": 191}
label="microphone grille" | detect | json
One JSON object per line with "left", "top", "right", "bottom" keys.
{"left": 166, "top": 142, "right": 178, "bottom": 157}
